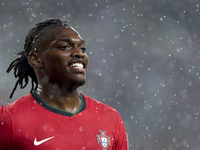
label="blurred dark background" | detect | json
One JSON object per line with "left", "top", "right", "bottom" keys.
{"left": 1, "top": 0, "right": 200, "bottom": 149}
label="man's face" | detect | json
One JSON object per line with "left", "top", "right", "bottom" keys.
{"left": 37, "top": 26, "right": 89, "bottom": 88}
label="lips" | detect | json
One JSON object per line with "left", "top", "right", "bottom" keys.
{"left": 70, "top": 63, "right": 84, "bottom": 69}
{"left": 68, "top": 59, "right": 86, "bottom": 72}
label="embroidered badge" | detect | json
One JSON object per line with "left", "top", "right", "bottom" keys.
{"left": 96, "top": 130, "right": 111, "bottom": 150}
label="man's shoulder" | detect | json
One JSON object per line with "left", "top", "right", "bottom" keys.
{"left": 2, "top": 94, "right": 34, "bottom": 113}
{"left": 0, "top": 94, "right": 34, "bottom": 123}
{"left": 81, "top": 94, "right": 119, "bottom": 115}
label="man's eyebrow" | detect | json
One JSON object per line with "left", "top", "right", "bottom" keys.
{"left": 53, "top": 39, "right": 85, "bottom": 44}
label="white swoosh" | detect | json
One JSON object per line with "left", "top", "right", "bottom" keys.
{"left": 34, "top": 136, "right": 55, "bottom": 146}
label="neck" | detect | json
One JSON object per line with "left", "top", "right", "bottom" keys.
{"left": 36, "top": 83, "right": 81, "bottom": 113}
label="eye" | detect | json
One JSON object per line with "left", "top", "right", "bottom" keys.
{"left": 58, "top": 45, "right": 71, "bottom": 50}
{"left": 80, "top": 47, "right": 86, "bottom": 52}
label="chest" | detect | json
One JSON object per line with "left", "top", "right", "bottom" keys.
{"left": 11, "top": 113, "right": 116, "bottom": 150}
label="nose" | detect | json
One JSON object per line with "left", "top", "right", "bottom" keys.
{"left": 71, "top": 47, "right": 84, "bottom": 58}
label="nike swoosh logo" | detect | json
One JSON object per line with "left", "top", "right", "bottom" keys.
{"left": 34, "top": 136, "right": 55, "bottom": 146}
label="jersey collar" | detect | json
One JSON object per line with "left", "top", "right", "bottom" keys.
{"left": 31, "top": 91, "right": 86, "bottom": 117}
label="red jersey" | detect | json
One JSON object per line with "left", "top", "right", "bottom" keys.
{"left": 0, "top": 92, "right": 128, "bottom": 150}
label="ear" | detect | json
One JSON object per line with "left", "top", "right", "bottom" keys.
{"left": 28, "top": 52, "right": 43, "bottom": 68}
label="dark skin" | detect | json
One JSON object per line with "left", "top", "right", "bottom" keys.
{"left": 28, "top": 26, "right": 89, "bottom": 113}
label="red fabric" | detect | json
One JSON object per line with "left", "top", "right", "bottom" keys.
{"left": 0, "top": 94, "right": 128, "bottom": 150}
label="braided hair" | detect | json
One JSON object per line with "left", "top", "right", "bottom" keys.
{"left": 6, "top": 18, "right": 69, "bottom": 98}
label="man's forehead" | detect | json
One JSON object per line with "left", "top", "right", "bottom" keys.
{"left": 46, "top": 26, "right": 85, "bottom": 45}
{"left": 47, "top": 26, "right": 79, "bottom": 38}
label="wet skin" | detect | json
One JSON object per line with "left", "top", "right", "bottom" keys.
{"left": 28, "top": 26, "right": 89, "bottom": 113}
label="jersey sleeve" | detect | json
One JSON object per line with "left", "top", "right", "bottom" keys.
{"left": 113, "top": 112, "right": 129, "bottom": 150}
{"left": 0, "top": 105, "right": 12, "bottom": 149}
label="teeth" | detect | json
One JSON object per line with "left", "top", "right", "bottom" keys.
{"left": 70, "top": 63, "right": 84, "bottom": 69}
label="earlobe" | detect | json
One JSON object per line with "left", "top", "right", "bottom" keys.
{"left": 28, "top": 52, "right": 43, "bottom": 68}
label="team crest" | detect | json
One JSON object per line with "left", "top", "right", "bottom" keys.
{"left": 96, "top": 130, "right": 111, "bottom": 150}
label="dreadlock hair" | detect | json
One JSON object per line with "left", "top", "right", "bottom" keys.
{"left": 6, "top": 18, "right": 69, "bottom": 98}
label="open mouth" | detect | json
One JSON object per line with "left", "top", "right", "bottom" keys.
{"left": 68, "top": 59, "right": 86, "bottom": 72}
{"left": 70, "top": 63, "right": 84, "bottom": 69}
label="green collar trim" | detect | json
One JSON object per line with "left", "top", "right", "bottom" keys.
{"left": 34, "top": 91, "right": 83, "bottom": 116}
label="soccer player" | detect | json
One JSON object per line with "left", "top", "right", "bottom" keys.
{"left": 0, "top": 19, "right": 128, "bottom": 150}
